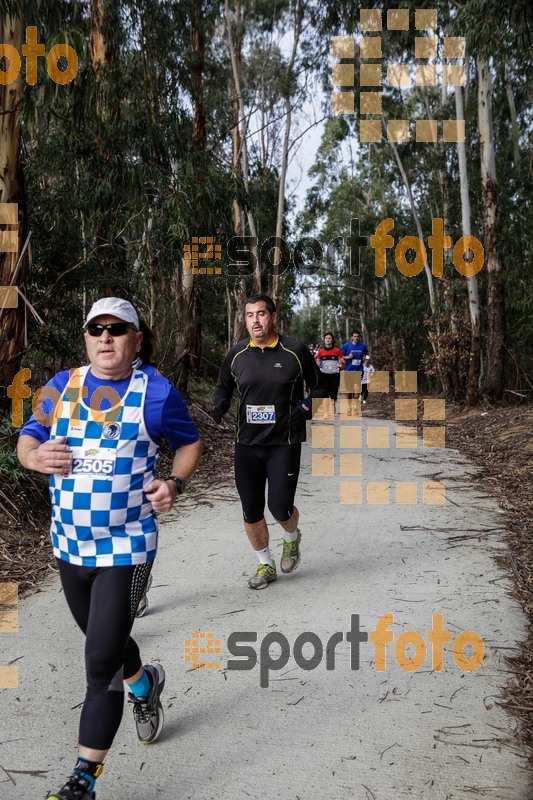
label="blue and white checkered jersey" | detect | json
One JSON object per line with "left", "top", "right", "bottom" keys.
{"left": 49, "top": 366, "right": 159, "bottom": 567}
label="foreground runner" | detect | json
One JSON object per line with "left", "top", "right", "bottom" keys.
{"left": 212, "top": 293, "right": 327, "bottom": 589}
{"left": 17, "top": 297, "right": 201, "bottom": 800}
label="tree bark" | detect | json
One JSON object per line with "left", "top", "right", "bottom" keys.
{"left": 0, "top": 13, "right": 26, "bottom": 405}
{"left": 176, "top": 0, "right": 207, "bottom": 394}
{"left": 478, "top": 57, "right": 505, "bottom": 399}
{"left": 271, "top": 1, "right": 304, "bottom": 311}
{"left": 225, "top": 0, "right": 260, "bottom": 293}
{"left": 455, "top": 85, "right": 481, "bottom": 407}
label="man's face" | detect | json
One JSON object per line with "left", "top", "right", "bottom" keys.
{"left": 351, "top": 333, "right": 361, "bottom": 344}
{"left": 84, "top": 315, "right": 142, "bottom": 377}
{"left": 245, "top": 302, "right": 277, "bottom": 342}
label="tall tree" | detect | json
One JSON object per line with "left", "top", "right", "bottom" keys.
{"left": 0, "top": 12, "right": 26, "bottom": 404}
{"left": 477, "top": 57, "right": 504, "bottom": 399}
{"left": 455, "top": 84, "right": 481, "bottom": 406}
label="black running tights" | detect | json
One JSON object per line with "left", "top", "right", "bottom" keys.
{"left": 56, "top": 559, "right": 152, "bottom": 750}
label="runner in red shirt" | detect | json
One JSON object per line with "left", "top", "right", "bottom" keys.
{"left": 315, "top": 332, "right": 344, "bottom": 419}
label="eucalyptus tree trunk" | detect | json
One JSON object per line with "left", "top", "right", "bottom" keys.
{"left": 387, "top": 139, "right": 446, "bottom": 391}
{"left": 225, "top": 0, "right": 260, "bottom": 293}
{"left": 455, "top": 85, "right": 481, "bottom": 406}
{"left": 0, "top": 13, "right": 26, "bottom": 405}
{"left": 504, "top": 63, "right": 520, "bottom": 171}
{"left": 176, "top": 0, "right": 206, "bottom": 394}
{"left": 271, "top": 0, "right": 304, "bottom": 311}
{"left": 478, "top": 57, "right": 505, "bottom": 399}
{"left": 388, "top": 140, "right": 437, "bottom": 314}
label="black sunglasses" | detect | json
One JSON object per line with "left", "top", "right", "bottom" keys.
{"left": 86, "top": 322, "right": 136, "bottom": 337}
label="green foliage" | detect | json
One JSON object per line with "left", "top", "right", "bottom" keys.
{"left": 0, "top": 416, "right": 26, "bottom": 486}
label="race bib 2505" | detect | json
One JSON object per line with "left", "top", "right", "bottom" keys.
{"left": 70, "top": 447, "right": 116, "bottom": 478}
{"left": 246, "top": 404, "right": 276, "bottom": 424}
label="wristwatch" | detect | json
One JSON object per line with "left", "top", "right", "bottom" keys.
{"left": 166, "top": 476, "right": 186, "bottom": 495}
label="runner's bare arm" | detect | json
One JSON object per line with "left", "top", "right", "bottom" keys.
{"left": 17, "top": 435, "right": 72, "bottom": 474}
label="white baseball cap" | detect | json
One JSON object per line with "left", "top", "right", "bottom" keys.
{"left": 365, "top": 354, "right": 371, "bottom": 359}
{"left": 85, "top": 297, "right": 139, "bottom": 330}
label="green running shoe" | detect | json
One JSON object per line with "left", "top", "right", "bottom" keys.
{"left": 281, "top": 528, "right": 301, "bottom": 574}
{"left": 46, "top": 773, "right": 95, "bottom": 800}
{"left": 248, "top": 562, "right": 277, "bottom": 589}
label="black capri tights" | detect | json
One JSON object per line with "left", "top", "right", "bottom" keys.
{"left": 323, "top": 372, "right": 340, "bottom": 400}
{"left": 57, "top": 559, "right": 152, "bottom": 750}
{"left": 234, "top": 443, "right": 301, "bottom": 524}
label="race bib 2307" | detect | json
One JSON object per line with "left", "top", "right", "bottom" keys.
{"left": 246, "top": 404, "right": 276, "bottom": 424}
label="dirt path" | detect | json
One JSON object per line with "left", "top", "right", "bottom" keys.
{"left": 1, "top": 414, "right": 531, "bottom": 799}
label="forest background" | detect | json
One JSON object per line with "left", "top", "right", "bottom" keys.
{"left": 0, "top": 0, "right": 532, "bottom": 751}
{"left": 0, "top": 0, "right": 531, "bottom": 411}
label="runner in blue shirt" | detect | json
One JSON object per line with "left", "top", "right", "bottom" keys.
{"left": 17, "top": 298, "right": 201, "bottom": 800}
{"left": 340, "top": 330, "right": 368, "bottom": 416}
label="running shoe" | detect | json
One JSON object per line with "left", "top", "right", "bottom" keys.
{"left": 136, "top": 573, "right": 153, "bottom": 618}
{"left": 281, "top": 528, "right": 301, "bottom": 574}
{"left": 46, "top": 773, "right": 95, "bottom": 800}
{"left": 248, "top": 562, "right": 277, "bottom": 589}
{"left": 128, "top": 662, "right": 166, "bottom": 744}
